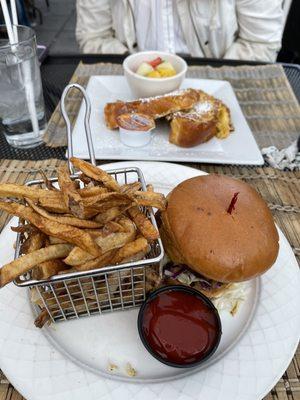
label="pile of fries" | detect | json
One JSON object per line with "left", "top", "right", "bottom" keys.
{"left": 0, "top": 158, "right": 166, "bottom": 289}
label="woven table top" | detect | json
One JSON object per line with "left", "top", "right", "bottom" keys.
{"left": 0, "top": 62, "right": 299, "bottom": 400}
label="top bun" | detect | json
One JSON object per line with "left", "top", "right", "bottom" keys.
{"left": 160, "top": 174, "right": 279, "bottom": 282}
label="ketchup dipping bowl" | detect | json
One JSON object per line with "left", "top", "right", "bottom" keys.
{"left": 138, "top": 285, "right": 222, "bottom": 368}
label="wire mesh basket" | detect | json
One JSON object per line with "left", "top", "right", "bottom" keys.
{"left": 13, "top": 84, "right": 164, "bottom": 324}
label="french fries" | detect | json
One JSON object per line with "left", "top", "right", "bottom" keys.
{"left": 38, "top": 194, "right": 69, "bottom": 214}
{"left": 95, "top": 218, "right": 136, "bottom": 253}
{"left": 120, "top": 182, "right": 142, "bottom": 195}
{"left": 132, "top": 191, "right": 166, "bottom": 209}
{"left": 32, "top": 259, "right": 67, "bottom": 280}
{"left": 58, "top": 164, "right": 85, "bottom": 218}
{"left": 34, "top": 309, "right": 50, "bottom": 328}
{"left": 79, "top": 186, "right": 108, "bottom": 197}
{"left": 0, "top": 201, "right": 100, "bottom": 256}
{"left": 39, "top": 170, "right": 58, "bottom": 191}
{"left": 48, "top": 236, "right": 67, "bottom": 244}
{"left": 26, "top": 199, "right": 103, "bottom": 229}
{"left": 94, "top": 206, "right": 128, "bottom": 224}
{"left": 112, "top": 237, "right": 149, "bottom": 264}
{"left": 128, "top": 207, "right": 160, "bottom": 241}
{"left": 11, "top": 223, "right": 36, "bottom": 233}
{"left": 0, "top": 158, "right": 165, "bottom": 326}
{"left": 21, "top": 231, "right": 45, "bottom": 254}
{"left": 72, "top": 250, "right": 117, "bottom": 272}
{"left": 0, "top": 244, "right": 73, "bottom": 287}
{"left": 63, "top": 246, "right": 96, "bottom": 266}
{"left": 82, "top": 192, "right": 132, "bottom": 209}
{"left": 70, "top": 157, "right": 120, "bottom": 192}
{"left": 0, "top": 183, "right": 44, "bottom": 200}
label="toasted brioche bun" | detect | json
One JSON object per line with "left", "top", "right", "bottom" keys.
{"left": 160, "top": 175, "right": 279, "bottom": 282}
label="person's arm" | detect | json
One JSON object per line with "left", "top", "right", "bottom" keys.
{"left": 224, "top": 0, "right": 284, "bottom": 62}
{"left": 76, "top": 0, "right": 128, "bottom": 54}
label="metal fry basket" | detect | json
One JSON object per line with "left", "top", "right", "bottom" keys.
{"left": 14, "top": 84, "right": 164, "bottom": 324}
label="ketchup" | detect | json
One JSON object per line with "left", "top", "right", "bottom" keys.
{"left": 140, "top": 289, "right": 221, "bottom": 366}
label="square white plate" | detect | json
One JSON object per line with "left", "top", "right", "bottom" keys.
{"left": 71, "top": 76, "right": 264, "bottom": 165}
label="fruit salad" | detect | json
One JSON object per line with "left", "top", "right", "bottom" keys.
{"left": 136, "top": 57, "right": 177, "bottom": 78}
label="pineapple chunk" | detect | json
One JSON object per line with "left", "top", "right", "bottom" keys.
{"left": 136, "top": 62, "right": 154, "bottom": 76}
{"left": 147, "top": 70, "right": 162, "bottom": 78}
{"left": 156, "top": 61, "right": 175, "bottom": 71}
{"left": 158, "top": 69, "right": 177, "bottom": 77}
{"left": 156, "top": 61, "right": 176, "bottom": 77}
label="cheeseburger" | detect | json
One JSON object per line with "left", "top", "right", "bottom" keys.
{"left": 158, "top": 174, "right": 279, "bottom": 302}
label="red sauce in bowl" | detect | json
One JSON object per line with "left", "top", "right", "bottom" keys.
{"left": 138, "top": 286, "right": 221, "bottom": 367}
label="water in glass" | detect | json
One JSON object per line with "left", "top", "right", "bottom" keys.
{"left": 0, "top": 25, "right": 46, "bottom": 149}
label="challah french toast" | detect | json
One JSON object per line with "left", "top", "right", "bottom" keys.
{"left": 104, "top": 88, "right": 233, "bottom": 147}
{"left": 104, "top": 88, "right": 200, "bottom": 129}
{"left": 167, "top": 91, "right": 232, "bottom": 147}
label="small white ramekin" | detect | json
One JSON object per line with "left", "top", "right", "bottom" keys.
{"left": 119, "top": 126, "right": 154, "bottom": 148}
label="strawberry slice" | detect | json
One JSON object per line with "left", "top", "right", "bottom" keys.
{"left": 148, "top": 57, "right": 163, "bottom": 68}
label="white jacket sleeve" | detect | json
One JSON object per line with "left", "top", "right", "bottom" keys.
{"left": 76, "top": 0, "right": 128, "bottom": 54}
{"left": 224, "top": 0, "right": 284, "bottom": 62}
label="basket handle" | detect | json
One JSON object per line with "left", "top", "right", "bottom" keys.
{"left": 60, "top": 83, "right": 96, "bottom": 174}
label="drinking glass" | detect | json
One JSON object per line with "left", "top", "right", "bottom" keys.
{"left": 0, "top": 25, "right": 46, "bottom": 148}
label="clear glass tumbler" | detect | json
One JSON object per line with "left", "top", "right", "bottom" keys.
{"left": 0, "top": 25, "right": 46, "bottom": 149}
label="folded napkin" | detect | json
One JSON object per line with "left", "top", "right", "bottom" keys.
{"left": 261, "top": 138, "right": 300, "bottom": 170}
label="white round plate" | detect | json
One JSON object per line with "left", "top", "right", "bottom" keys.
{"left": 0, "top": 161, "right": 299, "bottom": 400}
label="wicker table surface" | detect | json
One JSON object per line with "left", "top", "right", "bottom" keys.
{"left": 0, "top": 57, "right": 299, "bottom": 400}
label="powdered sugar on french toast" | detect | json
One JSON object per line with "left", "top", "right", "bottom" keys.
{"left": 138, "top": 89, "right": 191, "bottom": 103}
{"left": 194, "top": 101, "right": 214, "bottom": 113}
{"left": 170, "top": 101, "right": 215, "bottom": 120}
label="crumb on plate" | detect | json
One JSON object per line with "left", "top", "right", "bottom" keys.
{"left": 230, "top": 300, "right": 241, "bottom": 316}
{"left": 107, "top": 362, "right": 118, "bottom": 373}
{"left": 125, "top": 362, "right": 136, "bottom": 377}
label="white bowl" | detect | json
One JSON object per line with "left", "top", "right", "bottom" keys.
{"left": 123, "top": 51, "right": 187, "bottom": 98}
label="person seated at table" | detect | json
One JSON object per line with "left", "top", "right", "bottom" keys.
{"left": 76, "top": 0, "right": 284, "bottom": 62}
